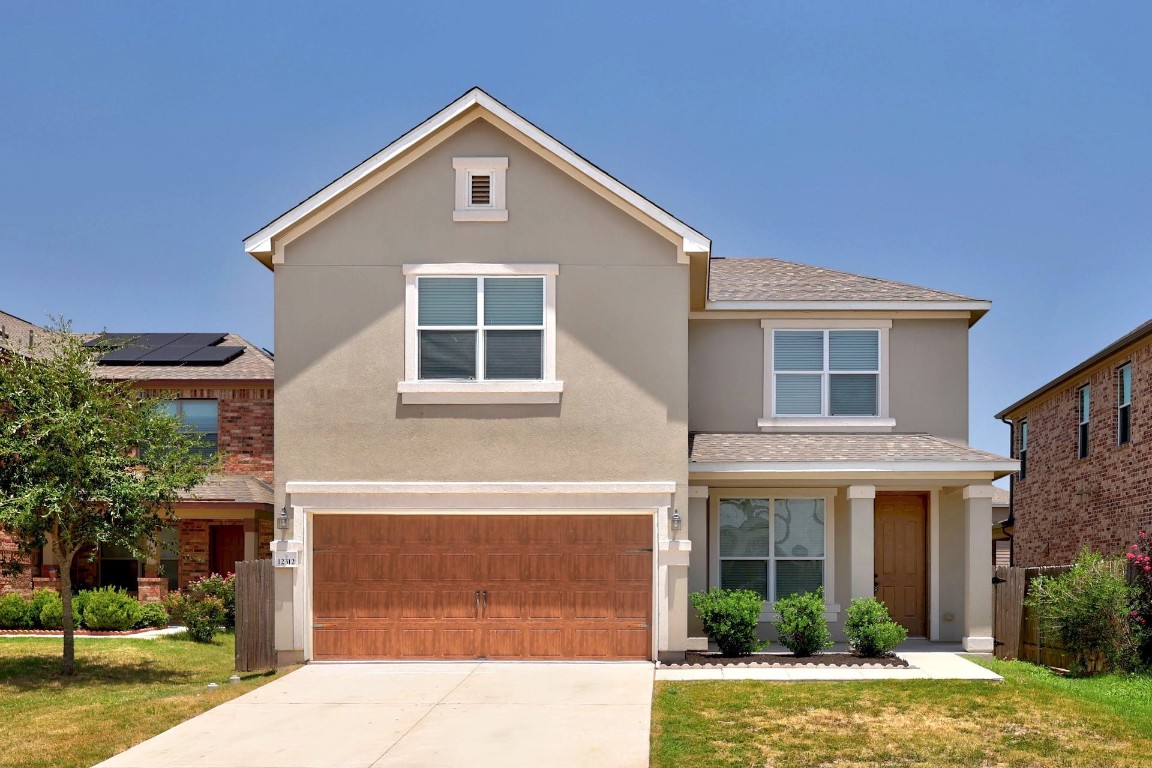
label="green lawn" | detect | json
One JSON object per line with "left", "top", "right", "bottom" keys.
{"left": 652, "top": 657, "right": 1152, "bottom": 768}
{"left": 0, "top": 634, "right": 291, "bottom": 768}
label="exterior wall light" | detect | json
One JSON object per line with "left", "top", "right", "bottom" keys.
{"left": 670, "top": 510, "right": 682, "bottom": 535}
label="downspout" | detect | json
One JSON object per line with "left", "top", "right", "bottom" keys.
{"left": 998, "top": 415, "right": 1016, "bottom": 567}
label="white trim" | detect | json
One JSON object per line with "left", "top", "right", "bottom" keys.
{"left": 687, "top": 485, "right": 709, "bottom": 499}
{"left": 403, "top": 262, "right": 559, "bottom": 276}
{"left": 758, "top": 417, "right": 896, "bottom": 430}
{"left": 402, "top": 264, "right": 559, "bottom": 404}
{"left": 286, "top": 480, "right": 677, "bottom": 495}
{"left": 846, "top": 484, "right": 876, "bottom": 500}
{"left": 243, "top": 88, "right": 710, "bottom": 259}
{"left": 453, "top": 157, "right": 507, "bottom": 222}
{"left": 452, "top": 156, "right": 509, "bottom": 170}
{"left": 961, "top": 484, "right": 996, "bottom": 500}
{"left": 691, "top": 460, "right": 1020, "bottom": 474}
{"left": 709, "top": 488, "right": 837, "bottom": 614}
{"left": 452, "top": 209, "right": 508, "bottom": 222}
{"left": 711, "top": 300, "right": 992, "bottom": 313}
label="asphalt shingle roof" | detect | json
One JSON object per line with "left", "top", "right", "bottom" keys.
{"left": 708, "top": 257, "right": 982, "bottom": 303}
{"left": 689, "top": 432, "right": 1013, "bottom": 464}
{"left": 0, "top": 310, "right": 44, "bottom": 358}
{"left": 180, "top": 474, "right": 274, "bottom": 506}
{"left": 94, "top": 334, "right": 274, "bottom": 382}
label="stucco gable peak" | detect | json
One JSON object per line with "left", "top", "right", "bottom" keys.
{"left": 242, "top": 87, "right": 710, "bottom": 268}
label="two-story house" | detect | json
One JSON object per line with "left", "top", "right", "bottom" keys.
{"left": 996, "top": 318, "right": 1152, "bottom": 567}
{"left": 0, "top": 314, "right": 275, "bottom": 598}
{"left": 244, "top": 88, "right": 1016, "bottom": 665}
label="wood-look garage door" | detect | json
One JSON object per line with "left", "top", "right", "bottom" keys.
{"left": 311, "top": 514, "right": 653, "bottom": 660}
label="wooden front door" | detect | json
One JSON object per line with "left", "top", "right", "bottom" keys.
{"left": 874, "top": 494, "right": 927, "bottom": 637}
{"left": 209, "top": 525, "right": 245, "bottom": 577}
{"left": 311, "top": 514, "right": 653, "bottom": 661}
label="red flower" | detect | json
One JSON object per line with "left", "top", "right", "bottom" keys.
{"left": 1128, "top": 552, "right": 1137, "bottom": 560}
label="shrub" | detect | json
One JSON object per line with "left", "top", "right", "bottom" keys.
{"left": 182, "top": 596, "right": 225, "bottom": 643}
{"left": 27, "top": 589, "right": 56, "bottom": 630}
{"left": 1026, "top": 550, "right": 1136, "bottom": 675}
{"left": 135, "top": 602, "right": 170, "bottom": 629}
{"left": 186, "top": 573, "right": 236, "bottom": 629}
{"left": 845, "top": 597, "right": 907, "bottom": 657}
{"left": 37, "top": 591, "right": 81, "bottom": 630}
{"left": 690, "top": 588, "right": 767, "bottom": 657}
{"left": 72, "top": 590, "right": 90, "bottom": 624}
{"left": 0, "top": 593, "right": 32, "bottom": 629}
{"left": 774, "top": 586, "right": 832, "bottom": 656}
{"left": 81, "top": 586, "right": 140, "bottom": 631}
{"left": 1126, "top": 531, "right": 1152, "bottom": 667}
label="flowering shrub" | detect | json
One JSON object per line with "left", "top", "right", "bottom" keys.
{"left": 1126, "top": 530, "right": 1152, "bottom": 666}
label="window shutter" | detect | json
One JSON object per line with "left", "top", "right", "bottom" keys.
{"left": 418, "top": 278, "right": 477, "bottom": 326}
{"left": 776, "top": 374, "right": 822, "bottom": 415}
{"left": 829, "top": 374, "right": 877, "bottom": 416}
{"left": 829, "top": 330, "right": 879, "bottom": 370}
{"left": 774, "top": 331, "right": 823, "bottom": 370}
{"left": 484, "top": 278, "right": 543, "bottom": 325}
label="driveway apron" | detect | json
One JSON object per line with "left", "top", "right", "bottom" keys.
{"left": 94, "top": 661, "right": 654, "bottom": 768}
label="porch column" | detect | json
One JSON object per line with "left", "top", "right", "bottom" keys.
{"left": 962, "top": 485, "right": 995, "bottom": 652}
{"left": 847, "top": 485, "right": 876, "bottom": 601}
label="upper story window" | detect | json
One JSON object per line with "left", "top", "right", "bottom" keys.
{"left": 1118, "top": 364, "right": 1132, "bottom": 445}
{"left": 453, "top": 157, "right": 508, "bottom": 222}
{"left": 399, "top": 264, "right": 562, "bottom": 405}
{"left": 1077, "top": 385, "right": 1090, "bottom": 459}
{"left": 1018, "top": 419, "right": 1028, "bottom": 480}
{"left": 161, "top": 399, "right": 218, "bottom": 457}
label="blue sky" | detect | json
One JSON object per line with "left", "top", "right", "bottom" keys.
{"left": 2, "top": 2, "right": 1150, "bottom": 460}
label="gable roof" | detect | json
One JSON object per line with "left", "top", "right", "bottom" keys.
{"left": 243, "top": 87, "right": 711, "bottom": 267}
{"left": 0, "top": 310, "right": 43, "bottom": 358}
{"left": 996, "top": 317, "right": 1152, "bottom": 419}
{"left": 705, "top": 257, "right": 991, "bottom": 322}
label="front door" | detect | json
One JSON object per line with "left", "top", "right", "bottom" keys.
{"left": 209, "top": 525, "right": 245, "bottom": 577}
{"left": 874, "top": 494, "right": 927, "bottom": 637}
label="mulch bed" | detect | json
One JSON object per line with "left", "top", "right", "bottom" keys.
{"left": 665, "top": 651, "right": 910, "bottom": 669}
{"left": 0, "top": 628, "right": 163, "bottom": 636}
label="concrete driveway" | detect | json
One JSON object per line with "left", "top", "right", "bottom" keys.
{"left": 95, "top": 661, "right": 654, "bottom": 768}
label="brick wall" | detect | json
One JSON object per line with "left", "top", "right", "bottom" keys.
{"left": 0, "top": 531, "right": 34, "bottom": 594}
{"left": 258, "top": 519, "right": 274, "bottom": 559}
{"left": 1013, "top": 337, "right": 1152, "bottom": 566}
{"left": 142, "top": 386, "right": 274, "bottom": 485}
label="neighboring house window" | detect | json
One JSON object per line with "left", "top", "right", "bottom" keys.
{"left": 1077, "top": 385, "right": 1090, "bottom": 459}
{"left": 760, "top": 320, "right": 892, "bottom": 430}
{"left": 717, "top": 496, "right": 826, "bottom": 603}
{"left": 399, "top": 264, "right": 562, "bottom": 404}
{"left": 774, "top": 329, "right": 880, "bottom": 416}
{"left": 1118, "top": 363, "right": 1132, "bottom": 445}
{"left": 1017, "top": 420, "right": 1028, "bottom": 480}
{"left": 159, "top": 527, "right": 179, "bottom": 592}
{"left": 453, "top": 157, "right": 508, "bottom": 222}
{"left": 161, "top": 399, "right": 218, "bottom": 457}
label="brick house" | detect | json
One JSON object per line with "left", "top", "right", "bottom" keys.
{"left": 996, "top": 318, "right": 1152, "bottom": 567}
{"left": 0, "top": 315, "right": 275, "bottom": 597}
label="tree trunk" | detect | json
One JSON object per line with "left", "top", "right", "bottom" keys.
{"left": 58, "top": 548, "right": 77, "bottom": 676}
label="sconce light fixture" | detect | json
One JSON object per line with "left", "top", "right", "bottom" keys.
{"left": 670, "top": 510, "right": 682, "bottom": 534}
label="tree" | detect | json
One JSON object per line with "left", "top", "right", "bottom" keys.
{"left": 0, "top": 323, "right": 211, "bottom": 674}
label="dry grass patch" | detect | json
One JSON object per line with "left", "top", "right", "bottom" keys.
{"left": 653, "top": 659, "right": 1152, "bottom": 768}
{"left": 0, "top": 634, "right": 291, "bottom": 768}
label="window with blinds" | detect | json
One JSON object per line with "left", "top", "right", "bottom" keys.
{"left": 159, "top": 399, "right": 218, "bottom": 457}
{"left": 1077, "top": 385, "right": 1090, "bottom": 459}
{"left": 773, "top": 330, "right": 880, "bottom": 417}
{"left": 417, "top": 276, "right": 545, "bottom": 380}
{"left": 718, "top": 496, "right": 825, "bottom": 602}
{"left": 1118, "top": 364, "right": 1131, "bottom": 445}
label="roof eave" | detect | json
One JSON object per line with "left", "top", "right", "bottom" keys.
{"left": 691, "top": 459, "right": 1019, "bottom": 478}
{"left": 704, "top": 299, "right": 991, "bottom": 324}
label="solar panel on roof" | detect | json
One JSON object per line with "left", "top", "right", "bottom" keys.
{"left": 178, "top": 346, "right": 244, "bottom": 365}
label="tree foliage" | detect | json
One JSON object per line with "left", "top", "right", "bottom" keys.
{"left": 0, "top": 323, "right": 211, "bottom": 673}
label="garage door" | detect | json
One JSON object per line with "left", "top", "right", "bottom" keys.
{"left": 311, "top": 514, "right": 653, "bottom": 660}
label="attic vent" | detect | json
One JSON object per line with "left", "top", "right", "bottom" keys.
{"left": 453, "top": 157, "right": 508, "bottom": 222}
{"left": 469, "top": 173, "right": 492, "bottom": 207}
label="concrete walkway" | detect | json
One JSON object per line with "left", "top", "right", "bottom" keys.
{"left": 95, "top": 661, "right": 654, "bottom": 768}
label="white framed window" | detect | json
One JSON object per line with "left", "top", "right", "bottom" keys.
{"left": 1077, "top": 384, "right": 1090, "bottom": 459}
{"left": 710, "top": 490, "right": 837, "bottom": 616}
{"left": 399, "top": 263, "right": 562, "bottom": 404}
{"left": 1118, "top": 364, "right": 1131, "bottom": 445}
{"left": 453, "top": 157, "right": 508, "bottom": 222}
{"left": 759, "top": 320, "right": 893, "bottom": 431}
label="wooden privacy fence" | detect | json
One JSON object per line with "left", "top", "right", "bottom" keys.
{"left": 235, "top": 558, "right": 275, "bottom": 672}
{"left": 993, "top": 562, "right": 1134, "bottom": 668}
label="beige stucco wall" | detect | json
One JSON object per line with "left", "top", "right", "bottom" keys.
{"left": 936, "top": 490, "right": 968, "bottom": 642}
{"left": 274, "top": 118, "right": 688, "bottom": 495}
{"left": 688, "top": 317, "right": 970, "bottom": 441}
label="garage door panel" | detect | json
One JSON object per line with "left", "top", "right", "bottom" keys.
{"left": 312, "top": 514, "right": 652, "bottom": 660}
